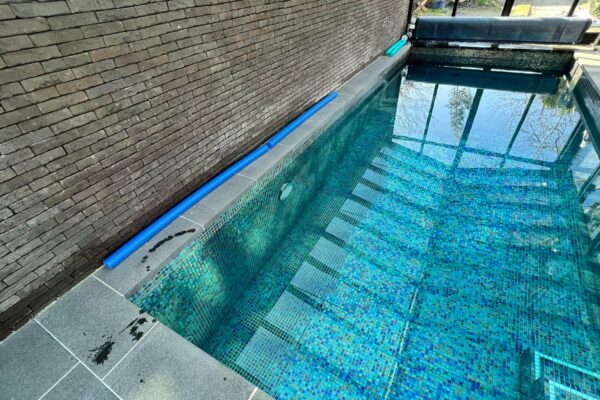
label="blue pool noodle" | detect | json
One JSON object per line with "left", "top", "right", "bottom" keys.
{"left": 385, "top": 37, "right": 407, "bottom": 57}
{"left": 266, "top": 92, "right": 338, "bottom": 148}
{"left": 104, "top": 91, "right": 338, "bottom": 269}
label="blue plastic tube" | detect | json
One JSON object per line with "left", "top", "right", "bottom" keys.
{"left": 104, "top": 92, "right": 338, "bottom": 269}
{"left": 103, "top": 145, "right": 268, "bottom": 269}
{"left": 266, "top": 92, "right": 338, "bottom": 148}
{"left": 385, "top": 37, "right": 408, "bottom": 57}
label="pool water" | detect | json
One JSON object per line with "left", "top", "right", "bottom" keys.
{"left": 131, "top": 63, "right": 600, "bottom": 399}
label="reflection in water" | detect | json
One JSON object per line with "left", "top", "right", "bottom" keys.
{"left": 395, "top": 66, "right": 580, "bottom": 166}
{"left": 447, "top": 87, "right": 473, "bottom": 137}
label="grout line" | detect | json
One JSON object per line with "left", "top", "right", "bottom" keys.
{"left": 92, "top": 275, "right": 125, "bottom": 297}
{"left": 38, "top": 361, "right": 80, "bottom": 400}
{"left": 236, "top": 172, "right": 257, "bottom": 181}
{"left": 384, "top": 362, "right": 399, "bottom": 400}
{"left": 179, "top": 215, "right": 206, "bottom": 230}
{"left": 34, "top": 319, "right": 124, "bottom": 400}
{"left": 101, "top": 322, "right": 158, "bottom": 381}
{"left": 247, "top": 387, "right": 259, "bottom": 400}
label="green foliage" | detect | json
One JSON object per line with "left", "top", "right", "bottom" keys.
{"left": 447, "top": 87, "right": 473, "bottom": 136}
{"left": 590, "top": 0, "right": 600, "bottom": 18}
{"left": 462, "top": 0, "right": 499, "bottom": 6}
{"left": 540, "top": 81, "right": 575, "bottom": 115}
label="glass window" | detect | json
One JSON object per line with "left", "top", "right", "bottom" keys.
{"left": 456, "top": 0, "right": 507, "bottom": 16}
{"left": 427, "top": 85, "right": 477, "bottom": 146}
{"left": 393, "top": 81, "right": 437, "bottom": 140}
{"left": 581, "top": 173, "right": 600, "bottom": 239}
{"left": 511, "top": 0, "right": 573, "bottom": 17}
{"left": 414, "top": 0, "right": 455, "bottom": 17}
{"left": 508, "top": 86, "right": 579, "bottom": 162}
{"left": 467, "top": 90, "right": 531, "bottom": 155}
{"left": 569, "top": 130, "right": 599, "bottom": 190}
{"left": 575, "top": 0, "right": 600, "bottom": 21}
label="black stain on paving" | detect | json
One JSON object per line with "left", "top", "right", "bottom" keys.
{"left": 148, "top": 229, "right": 196, "bottom": 253}
{"left": 122, "top": 314, "right": 149, "bottom": 342}
{"left": 89, "top": 337, "right": 115, "bottom": 365}
{"left": 139, "top": 229, "right": 195, "bottom": 269}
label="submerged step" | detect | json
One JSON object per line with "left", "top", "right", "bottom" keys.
{"left": 301, "top": 313, "right": 398, "bottom": 393}
{"left": 519, "top": 349, "right": 600, "bottom": 400}
{"left": 274, "top": 352, "right": 366, "bottom": 400}
{"left": 235, "top": 327, "right": 293, "bottom": 388}
{"left": 370, "top": 157, "right": 446, "bottom": 194}
{"left": 352, "top": 182, "right": 383, "bottom": 204}
{"left": 291, "top": 262, "right": 338, "bottom": 299}
{"left": 266, "top": 291, "right": 317, "bottom": 341}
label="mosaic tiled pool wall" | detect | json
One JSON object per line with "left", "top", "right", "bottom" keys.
{"left": 130, "top": 74, "right": 402, "bottom": 347}
{"left": 132, "top": 63, "right": 600, "bottom": 399}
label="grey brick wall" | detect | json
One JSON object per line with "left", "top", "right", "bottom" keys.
{"left": 0, "top": 0, "right": 408, "bottom": 338}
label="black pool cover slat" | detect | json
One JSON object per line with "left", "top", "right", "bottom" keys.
{"left": 414, "top": 17, "right": 592, "bottom": 44}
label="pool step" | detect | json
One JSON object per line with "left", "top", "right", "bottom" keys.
{"left": 371, "top": 154, "right": 447, "bottom": 189}
{"left": 391, "top": 320, "right": 520, "bottom": 399}
{"left": 265, "top": 291, "right": 317, "bottom": 341}
{"left": 352, "top": 179, "right": 438, "bottom": 216}
{"left": 455, "top": 170, "right": 560, "bottom": 190}
{"left": 340, "top": 198, "right": 434, "bottom": 231}
{"left": 444, "top": 190, "right": 573, "bottom": 218}
{"left": 448, "top": 185, "right": 571, "bottom": 210}
{"left": 273, "top": 352, "right": 367, "bottom": 400}
{"left": 327, "top": 211, "right": 431, "bottom": 255}
{"left": 519, "top": 349, "right": 600, "bottom": 400}
{"left": 364, "top": 164, "right": 444, "bottom": 196}
{"left": 235, "top": 327, "right": 294, "bottom": 389}
{"left": 308, "top": 236, "right": 422, "bottom": 300}
{"left": 291, "top": 259, "right": 412, "bottom": 334}
{"left": 361, "top": 168, "right": 442, "bottom": 208}
{"left": 300, "top": 313, "right": 398, "bottom": 394}
{"left": 442, "top": 197, "right": 573, "bottom": 230}
{"left": 380, "top": 145, "right": 450, "bottom": 179}
{"left": 351, "top": 182, "right": 436, "bottom": 225}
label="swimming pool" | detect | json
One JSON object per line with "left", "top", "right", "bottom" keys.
{"left": 131, "top": 61, "right": 600, "bottom": 399}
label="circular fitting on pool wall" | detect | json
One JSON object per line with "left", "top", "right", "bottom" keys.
{"left": 279, "top": 183, "right": 293, "bottom": 201}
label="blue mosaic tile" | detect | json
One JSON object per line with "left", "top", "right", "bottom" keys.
{"left": 131, "top": 66, "right": 600, "bottom": 399}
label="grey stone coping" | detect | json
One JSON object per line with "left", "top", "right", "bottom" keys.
{"left": 0, "top": 274, "right": 266, "bottom": 400}
{"left": 0, "top": 45, "right": 410, "bottom": 400}
{"left": 104, "top": 324, "right": 256, "bottom": 400}
{"left": 43, "top": 364, "right": 119, "bottom": 400}
{"left": 36, "top": 277, "right": 158, "bottom": 377}
{"left": 0, "top": 321, "right": 77, "bottom": 400}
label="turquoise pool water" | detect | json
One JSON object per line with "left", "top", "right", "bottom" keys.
{"left": 131, "top": 63, "right": 600, "bottom": 399}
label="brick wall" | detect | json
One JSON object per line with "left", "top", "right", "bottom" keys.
{"left": 0, "top": 0, "right": 407, "bottom": 339}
